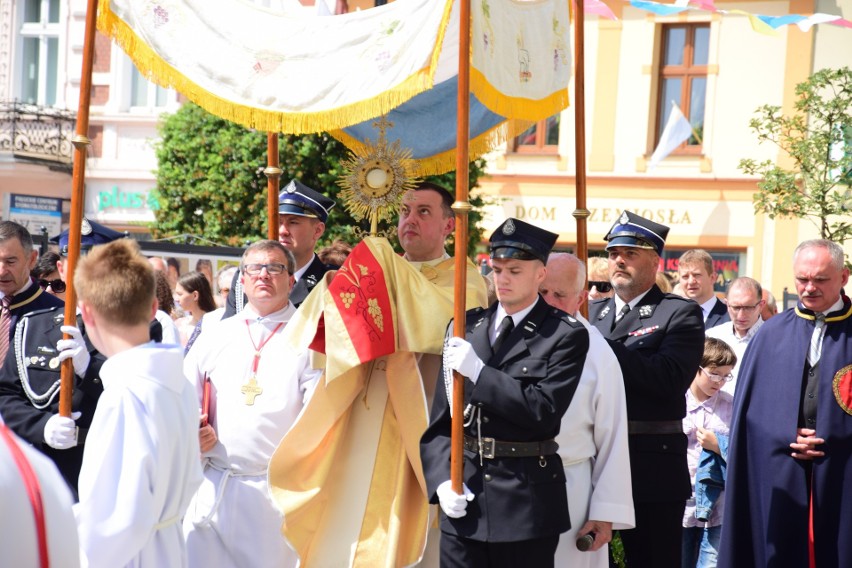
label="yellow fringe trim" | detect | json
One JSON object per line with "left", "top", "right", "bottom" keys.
{"left": 96, "top": 0, "right": 455, "bottom": 134}
{"left": 330, "top": 121, "right": 515, "bottom": 177}
{"left": 470, "top": 67, "right": 570, "bottom": 122}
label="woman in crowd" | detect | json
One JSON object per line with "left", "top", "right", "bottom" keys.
{"left": 174, "top": 271, "right": 217, "bottom": 349}
{"left": 31, "top": 251, "right": 66, "bottom": 301}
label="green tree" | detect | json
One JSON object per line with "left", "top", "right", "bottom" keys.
{"left": 153, "top": 103, "right": 490, "bottom": 256}
{"left": 739, "top": 67, "right": 852, "bottom": 245}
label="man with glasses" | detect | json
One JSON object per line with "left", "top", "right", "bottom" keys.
{"left": 183, "top": 240, "right": 321, "bottom": 568}
{"left": 720, "top": 239, "right": 852, "bottom": 566}
{"left": 0, "top": 219, "right": 125, "bottom": 496}
{"left": 589, "top": 211, "right": 704, "bottom": 567}
{"left": 706, "top": 277, "right": 766, "bottom": 393}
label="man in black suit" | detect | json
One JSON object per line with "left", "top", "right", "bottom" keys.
{"left": 223, "top": 179, "right": 336, "bottom": 316}
{"left": 589, "top": 211, "right": 704, "bottom": 567}
{"left": 0, "top": 219, "right": 128, "bottom": 496}
{"left": 0, "top": 221, "right": 64, "bottom": 359}
{"left": 420, "top": 218, "right": 589, "bottom": 568}
{"left": 677, "top": 248, "right": 730, "bottom": 329}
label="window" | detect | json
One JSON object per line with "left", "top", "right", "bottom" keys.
{"left": 123, "top": 53, "right": 171, "bottom": 110}
{"left": 656, "top": 24, "right": 709, "bottom": 154}
{"left": 512, "top": 114, "right": 560, "bottom": 154}
{"left": 19, "top": 0, "right": 61, "bottom": 107}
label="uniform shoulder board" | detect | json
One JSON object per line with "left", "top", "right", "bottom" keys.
{"left": 552, "top": 308, "right": 583, "bottom": 328}
{"left": 663, "top": 292, "right": 694, "bottom": 303}
{"left": 21, "top": 305, "right": 64, "bottom": 320}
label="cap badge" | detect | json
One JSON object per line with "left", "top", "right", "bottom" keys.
{"left": 285, "top": 181, "right": 297, "bottom": 194}
{"left": 618, "top": 212, "right": 629, "bottom": 225}
{"left": 503, "top": 219, "right": 516, "bottom": 235}
{"left": 81, "top": 218, "right": 93, "bottom": 236}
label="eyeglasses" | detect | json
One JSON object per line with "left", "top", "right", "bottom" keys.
{"left": 243, "top": 263, "right": 288, "bottom": 276}
{"left": 38, "top": 279, "right": 66, "bottom": 293}
{"left": 725, "top": 302, "right": 761, "bottom": 314}
{"left": 699, "top": 367, "right": 734, "bottom": 383}
{"left": 587, "top": 281, "right": 613, "bottom": 293}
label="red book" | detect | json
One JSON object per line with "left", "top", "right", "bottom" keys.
{"left": 201, "top": 375, "right": 211, "bottom": 427}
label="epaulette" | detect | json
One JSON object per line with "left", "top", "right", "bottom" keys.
{"left": 662, "top": 293, "right": 694, "bottom": 303}
{"left": 551, "top": 308, "right": 583, "bottom": 328}
{"left": 20, "top": 305, "right": 63, "bottom": 320}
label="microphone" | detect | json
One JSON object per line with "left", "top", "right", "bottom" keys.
{"left": 576, "top": 532, "right": 596, "bottom": 551}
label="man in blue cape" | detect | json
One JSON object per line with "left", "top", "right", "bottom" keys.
{"left": 719, "top": 239, "right": 852, "bottom": 567}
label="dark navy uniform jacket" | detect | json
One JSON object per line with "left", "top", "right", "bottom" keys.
{"left": 0, "top": 306, "right": 103, "bottom": 496}
{"left": 420, "top": 297, "right": 589, "bottom": 542}
{"left": 590, "top": 285, "right": 704, "bottom": 503}
{"left": 222, "top": 254, "right": 336, "bottom": 318}
{"left": 6, "top": 281, "right": 64, "bottom": 343}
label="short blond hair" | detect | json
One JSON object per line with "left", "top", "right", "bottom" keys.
{"left": 75, "top": 239, "right": 155, "bottom": 327}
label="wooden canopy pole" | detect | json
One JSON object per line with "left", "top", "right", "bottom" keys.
{"left": 572, "top": 0, "right": 590, "bottom": 319}
{"left": 59, "top": 0, "right": 98, "bottom": 417}
{"left": 264, "top": 133, "right": 282, "bottom": 240}
{"left": 450, "top": 0, "right": 472, "bottom": 494}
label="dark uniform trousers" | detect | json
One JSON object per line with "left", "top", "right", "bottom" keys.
{"left": 590, "top": 285, "right": 705, "bottom": 567}
{"left": 421, "top": 298, "right": 590, "bottom": 568}
{"left": 222, "top": 254, "right": 336, "bottom": 318}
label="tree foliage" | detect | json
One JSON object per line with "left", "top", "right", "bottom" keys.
{"left": 153, "top": 102, "right": 490, "bottom": 257}
{"left": 739, "top": 67, "right": 852, "bottom": 245}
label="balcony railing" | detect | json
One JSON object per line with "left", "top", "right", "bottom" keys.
{"left": 0, "top": 101, "right": 76, "bottom": 170}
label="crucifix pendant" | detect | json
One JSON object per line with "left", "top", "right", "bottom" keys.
{"left": 241, "top": 376, "right": 263, "bottom": 405}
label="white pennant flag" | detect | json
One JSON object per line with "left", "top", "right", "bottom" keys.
{"left": 648, "top": 101, "right": 694, "bottom": 170}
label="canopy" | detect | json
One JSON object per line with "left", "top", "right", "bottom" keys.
{"left": 97, "top": 0, "right": 572, "bottom": 174}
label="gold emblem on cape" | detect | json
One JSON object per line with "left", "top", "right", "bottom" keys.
{"left": 337, "top": 115, "right": 419, "bottom": 236}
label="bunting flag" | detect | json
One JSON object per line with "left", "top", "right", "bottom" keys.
{"left": 648, "top": 101, "right": 693, "bottom": 170}
{"left": 97, "top": 0, "right": 572, "bottom": 175}
{"left": 625, "top": 0, "right": 852, "bottom": 33}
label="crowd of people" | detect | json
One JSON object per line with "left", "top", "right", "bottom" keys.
{"left": 0, "top": 179, "right": 848, "bottom": 568}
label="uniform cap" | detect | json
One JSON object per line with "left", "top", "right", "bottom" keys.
{"left": 50, "top": 218, "right": 127, "bottom": 257}
{"left": 604, "top": 211, "right": 669, "bottom": 253}
{"left": 489, "top": 218, "right": 558, "bottom": 264}
{"left": 278, "top": 179, "right": 335, "bottom": 223}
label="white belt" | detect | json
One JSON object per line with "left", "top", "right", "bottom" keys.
{"left": 192, "top": 462, "right": 267, "bottom": 527}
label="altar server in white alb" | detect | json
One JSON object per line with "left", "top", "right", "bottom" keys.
{"left": 183, "top": 240, "right": 320, "bottom": 568}
{"left": 539, "top": 253, "right": 635, "bottom": 568}
{"left": 72, "top": 239, "right": 203, "bottom": 568}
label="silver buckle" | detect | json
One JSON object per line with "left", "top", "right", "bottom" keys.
{"left": 479, "top": 437, "right": 495, "bottom": 459}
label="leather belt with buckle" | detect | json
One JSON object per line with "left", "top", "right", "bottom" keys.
{"left": 627, "top": 420, "right": 683, "bottom": 435}
{"left": 463, "top": 435, "right": 559, "bottom": 459}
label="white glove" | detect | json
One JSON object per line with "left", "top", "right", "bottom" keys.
{"left": 57, "top": 326, "right": 91, "bottom": 377}
{"left": 445, "top": 337, "right": 485, "bottom": 384}
{"left": 44, "top": 411, "right": 82, "bottom": 449}
{"left": 437, "top": 480, "right": 475, "bottom": 518}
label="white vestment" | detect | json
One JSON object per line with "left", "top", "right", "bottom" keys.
{"left": 554, "top": 315, "right": 635, "bottom": 568}
{"left": 183, "top": 303, "right": 319, "bottom": 568}
{"left": 0, "top": 421, "right": 80, "bottom": 568}
{"left": 75, "top": 343, "right": 203, "bottom": 568}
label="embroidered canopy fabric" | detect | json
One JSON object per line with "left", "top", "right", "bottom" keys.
{"left": 97, "top": 0, "right": 572, "bottom": 174}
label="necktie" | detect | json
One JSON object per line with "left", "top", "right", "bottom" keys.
{"left": 492, "top": 316, "right": 514, "bottom": 354}
{"left": 0, "top": 297, "right": 11, "bottom": 366}
{"left": 612, "top": 303, "right": 631, "bottom": 331}
{"left": 807, "top": 313, "right": 826, "bottom": 367}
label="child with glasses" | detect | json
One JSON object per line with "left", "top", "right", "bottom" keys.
{"left": 682, "top": 337, "right": 736, "bottom": 568}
